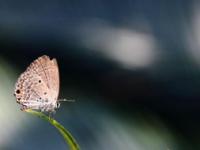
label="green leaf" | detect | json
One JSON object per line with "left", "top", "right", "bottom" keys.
{"left": 25, "top": 109, "right": 80, "bottom": 150}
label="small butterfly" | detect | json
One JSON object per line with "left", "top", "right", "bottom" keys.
{"left": 14, "top": 55, "right": 60, "bottom": 112}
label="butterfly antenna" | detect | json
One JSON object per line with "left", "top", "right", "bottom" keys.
{"left": 59, "top": 99, "right": 75, "bottom": 102}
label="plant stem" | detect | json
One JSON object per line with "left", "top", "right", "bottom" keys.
{"left": 25, "top": 109, "right": 80, "bottom": 150}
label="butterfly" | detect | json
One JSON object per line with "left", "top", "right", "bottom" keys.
{"left": 14, "top": 55, "right": 60, "bottom": 112}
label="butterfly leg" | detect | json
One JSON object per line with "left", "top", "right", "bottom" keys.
{"left": 48, "top": 110, "right": 56, "bottom": 119}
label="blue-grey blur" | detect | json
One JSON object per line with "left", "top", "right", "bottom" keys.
{"left": 0, "top": 0, "right": 199, "bottom": 150}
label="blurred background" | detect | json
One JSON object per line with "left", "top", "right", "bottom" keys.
{"left": 0, "top": 0, "right": 200, "bottom": 150}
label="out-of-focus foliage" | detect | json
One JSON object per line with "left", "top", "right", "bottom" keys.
{"left": 1, "top": 0, "right": 200, "bottom": 150}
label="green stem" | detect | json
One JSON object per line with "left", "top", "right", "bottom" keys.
{"left": 25, "top": 109, "right": 80, "bottom": 150}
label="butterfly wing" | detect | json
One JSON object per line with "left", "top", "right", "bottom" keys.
{"left": 30, "top": 55, "right": 60, "bottom": 102}
{"left": 14, "top": 68, "right": 50, "bottom": 110}
{"left": 14, "top": 55, "right": 60, "bottom": 111}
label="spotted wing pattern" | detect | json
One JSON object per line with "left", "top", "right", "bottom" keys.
{"left": 14, "top": 55, "right": 60, "bottom": 112}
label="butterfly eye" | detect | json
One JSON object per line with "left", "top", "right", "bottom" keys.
{"left": 56, "top": 102, "right": 60, "bottom": 108}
